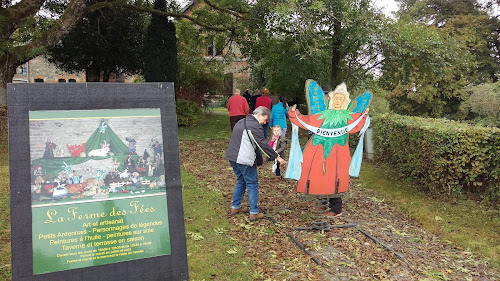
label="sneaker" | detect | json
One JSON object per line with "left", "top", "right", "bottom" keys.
{"left": 249, "top": 213, "right": 265, "bottom": 221}
{"left": 230, "top": 206, "right": 248, "bottom": 216}
{"left": 327, "top": 211, "right": 342, "bottom": 218}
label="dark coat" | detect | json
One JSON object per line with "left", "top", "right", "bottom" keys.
{"left": 267, "top": 135, "right": 287, "bottom": 160}
{"left": 225, "top": 115, "right": 279, "bottom": 166}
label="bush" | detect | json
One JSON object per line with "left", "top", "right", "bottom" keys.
{"left": 176, "top": 99, "right": 202, "bottom": 127}
{"left": 459, "top": 82, "right": 500, "bottom": 127}
{"left": 372, "top": 114, "right": 500, "bottom": 202}
{"left": 218, "top": 95, "right": 229, "bottom": 108}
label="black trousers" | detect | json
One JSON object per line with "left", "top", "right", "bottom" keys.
{"left": 230, "top": 115, "right": 246, "bottom": 131}
{"left": 328, "top": 197, "right": 342, "bottom": 214}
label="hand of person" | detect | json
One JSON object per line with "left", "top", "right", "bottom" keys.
{"left": 277, "top": 156, "right": 287, "bottom": 165}
{"left": 365, "top": 107, "right": 370, "bottom": 114}
{"left": 290, "top": 104, "right": 297, "bottom": 112}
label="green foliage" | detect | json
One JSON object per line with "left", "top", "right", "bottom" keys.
{"left": 239, "top": 0, "right": 389, "bottom": 104}
{"left": 176, "top": 99, "right": 202, "bottom": 127}
{"left": 47, "top": 1, "right": 148, "bottom": 81}
{"left": 459, "top": 82, "right": 500, "bottom": 127}
{"left": 175, "top": 20, "right": 225, "bottom": 103}
{"left": 381, "top": 20, "right": 474, "bottom": 117}
{"left": 385, "top": 0, "right": 500, "bottom": 118}
{"left": 218, "top": 95, "right": 229, "bottom": 108}
{"left": 143, "top": 0, "right": 178, "bottom": 83}
{"left": 398, "top": 0, "right": 500, "bottom": 83}
{"left": 372, "top": 114, "right": 500, "bottom": 202}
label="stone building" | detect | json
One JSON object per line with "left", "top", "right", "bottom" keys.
{"left": 13, "top": 56, "right": 133, "bottom": 84}
{"left": 13, "top": 56, "right": 85, "bottom": 84}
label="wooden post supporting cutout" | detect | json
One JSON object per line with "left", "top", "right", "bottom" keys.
{"left": 8, "top": 83, "right": 189, "bottom": 280}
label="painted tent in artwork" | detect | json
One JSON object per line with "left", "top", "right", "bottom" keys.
{"left": 85, "top": 120, "right": 128, "bottom": 155}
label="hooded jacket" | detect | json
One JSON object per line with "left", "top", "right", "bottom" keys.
{"left": 225, "top": 115, "right": 278, "bottom": 166}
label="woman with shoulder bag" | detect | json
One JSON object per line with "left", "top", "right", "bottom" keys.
{"left": 225, "top": 106, "right": 286, "bottom": 221}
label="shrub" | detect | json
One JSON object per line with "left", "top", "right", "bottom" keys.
{"left": 218, "top": 95, "right": 229, "bottom": 108}
{"left": 176, "top": 99, "right": 202, "bottom": 127}
{"left": 372, "top": 114, "right": 500, "bottom": 202}
{"left": 459, "top": 82, "right": 500, "bottom": 127}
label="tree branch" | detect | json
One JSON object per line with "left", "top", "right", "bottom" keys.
{"left": 9, "top": 0, "right": 245, "bottom": 68}
{"left": 203, "top": 0, "right": 251, "bottom": 21}
{"left": 85, "top": 2, "right": 236, "bottom": 32}
{"left": 1, "top": 0, "right": 46, "bottom": 36}
{"left": 13, "top": 0, "right": 89, "bottom": 63}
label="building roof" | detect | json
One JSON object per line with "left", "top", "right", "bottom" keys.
{"left": 181, "top": 0, "right": 195, "bottom": 14}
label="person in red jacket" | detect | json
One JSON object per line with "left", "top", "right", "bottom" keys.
{"left": 255, "top": 87, "right": 272, "bottom": 138}
{"left": 227, "top": 89, "right": 250, "bottom": 131}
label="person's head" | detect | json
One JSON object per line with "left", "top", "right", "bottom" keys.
{"left": 279, "top": 96, "right": 287, "bottom": 109}
{"left": 272, "top": 125, "right": 282, "bottom": 137}
{"left": 233, "top": 89, "right": 241, "bottom": 96}
{"left": 328, "top": 83, "right": 351, "bottom": 110}
{"left": 254, "top": 89, "right": 261, "bottom": 95}
{"left": 262, "top": 88, "right": 270, "bottom": 96}
{"left": 253, "top": 106, "right": 271, "bottom": 124}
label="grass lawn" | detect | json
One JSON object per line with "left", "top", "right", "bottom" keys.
{"left": 0, "top": 135, "right": 10, "bottom": 280}
{"left": 181, "top": 170, "right": 254, "bottom": 280}
{"left": 359, "top": 161, "right": 500, "bottom": 269}
{"left": 179, "top": 110, "right": 255, "bottom": 279}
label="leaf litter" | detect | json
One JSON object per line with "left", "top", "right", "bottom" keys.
{"left": 180, "top": 140, "right": 499, "bottom": 280}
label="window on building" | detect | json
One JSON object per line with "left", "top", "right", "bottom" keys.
{"left": 207, "top": 41, "right": 215, "bottom": 56}
{"left": 16, "top": 65, "right": 27, "bottom": 74}
{"left": 34, "top": 78, "right": 44, "bottom": 83}
{"left": 58, "top": 79, "right": 66, "bottom": 83}
{"left": 68, "top": 79, "right": 76, "bottom": 83}
{"left": 207, "top": 39, "right": 224, "bottom": 57}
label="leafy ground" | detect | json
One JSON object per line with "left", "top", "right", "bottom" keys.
{"left": 180, "top": 112, "right": 500, "bottom": 280}
{"left": 0, "top": 111, "right": 499, "bottom": 280}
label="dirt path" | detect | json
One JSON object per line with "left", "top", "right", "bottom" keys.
{"left": 180, "top": 140, "right": 499, "bottom": 280}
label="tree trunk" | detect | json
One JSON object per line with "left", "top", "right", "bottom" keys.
{"left": 85, "top": 65, "right": 101, "bottom": 82}
{"left": 0, "top": 55, "right": 21, "bottom": 105}
{"left": 331, "top": 19, "right": 343, "bottom": 87}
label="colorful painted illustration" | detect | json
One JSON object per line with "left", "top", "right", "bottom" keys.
{"left": 285, "top": 80, "right": 371, "bottom": 195}
{"left": 29, "top": 109, "right": 167, "bottom": 204}
{"left": 29, "top": 108, "right": 171, "bottom": 275}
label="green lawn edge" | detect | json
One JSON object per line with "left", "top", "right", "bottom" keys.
{"left": 181, "top": 169, "right": 254, "bottom": 280}
{"left": 359, "top": 161, "right": 500, "bottom": 270}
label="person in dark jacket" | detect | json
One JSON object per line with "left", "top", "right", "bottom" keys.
{"left": 225, "top": 106, "right": 286, "bottom": 221}
{"left": 249, "top": 89, "right": 261, "bottom": 113}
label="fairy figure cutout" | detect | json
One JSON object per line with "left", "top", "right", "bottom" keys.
{"left": 285, "top": 80, "right": 371, "bottom": 196}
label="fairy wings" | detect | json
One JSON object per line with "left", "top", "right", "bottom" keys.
{"left": 284, "top": 80, "right": 372, "bottom": 180}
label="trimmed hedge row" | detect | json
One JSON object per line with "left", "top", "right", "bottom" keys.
{"left": 372, "top": 114, "right": 500, "bottom": 201}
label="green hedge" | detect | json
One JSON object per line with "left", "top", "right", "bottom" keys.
{"left": 372, "top": 114, "right": 500, "bottom": 201}
{"left": 176, "top": 99, "right": 202, "bottom": 127}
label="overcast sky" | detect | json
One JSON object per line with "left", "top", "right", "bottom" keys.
{"left": 374, "top": 0, "right": 399, "bottom": 16}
